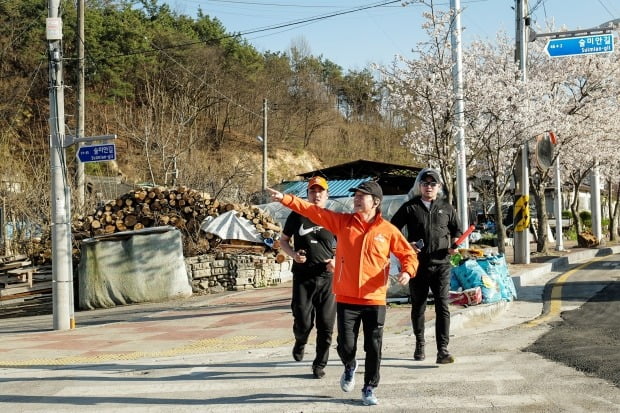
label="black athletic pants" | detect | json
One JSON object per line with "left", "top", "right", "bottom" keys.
{"left": 291, "top": 273, "right": 336, "bottom": 368}
{"left": 409, "top": 262, "right": 452, "bottom": 353}
{"left": 336, "top": 302, "right": 386, "bottom": 388}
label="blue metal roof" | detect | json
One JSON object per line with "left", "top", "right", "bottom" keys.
{"left": 281, "top": 178, "right": 371, "bottom": 198}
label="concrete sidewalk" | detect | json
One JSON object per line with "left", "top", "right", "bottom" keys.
{"left": 0, "top": 243, "right": 618, "bottom": 368}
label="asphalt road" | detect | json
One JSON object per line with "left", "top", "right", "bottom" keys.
{"left": 1, "top": 252, "right": 619, "bottom": 412}
{"left": 526, "top": 255, "right": 620, "bottom": 387}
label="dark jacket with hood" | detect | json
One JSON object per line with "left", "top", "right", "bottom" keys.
{"left": 391, "top": 196, "right": 462, "bottom": 265}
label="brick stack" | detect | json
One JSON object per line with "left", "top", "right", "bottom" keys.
{"left": 185, "top": 252, "right": 292, "bottom": 294}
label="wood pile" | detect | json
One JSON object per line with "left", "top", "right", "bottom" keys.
{"left": 2, "top": 187, "right": 286, "bottom": 318}
{"left": 0, "top": 255, "right": 52, "bottom": 318}
{"left": 72, "top": 186, "right": 282, "bottom": 256}
{"left": 19, "top": 238, "right": 54, "bottom": 267}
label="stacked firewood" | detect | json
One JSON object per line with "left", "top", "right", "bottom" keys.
{"left": 72, "top": 186, "right": 281, "bottom": 255}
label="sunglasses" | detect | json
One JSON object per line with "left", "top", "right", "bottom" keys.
{"left": 421, "top": 181, "right": 438, "bottom": 187}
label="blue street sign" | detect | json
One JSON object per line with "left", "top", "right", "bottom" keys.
{"left": 545, "top": 34, "right": 614, "bottom": 58}
{"left": 77, "top": 143, "right": 116, "bottom": 163}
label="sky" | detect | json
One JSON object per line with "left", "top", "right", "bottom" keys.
{"left": 166, "top": 0, "right": 619, "bottom": 71}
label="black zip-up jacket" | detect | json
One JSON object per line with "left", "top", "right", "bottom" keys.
{"left": 391, "top": 196, "right": 462, "bottom": 265}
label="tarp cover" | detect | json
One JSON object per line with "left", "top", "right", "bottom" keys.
{"left": 200, "top": 210, "right": 263, "bottom": 243}
{"left": 78, "top": 227, "right": 192, "bottom": 309}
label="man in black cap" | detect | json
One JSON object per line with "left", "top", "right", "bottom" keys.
{"left": 267, "top": 180, "right": 417, "bottom": 406}
{"left": 391, "top": 168, "right": 462, "bottom": 364}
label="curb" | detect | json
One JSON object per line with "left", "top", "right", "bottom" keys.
{"left": 512, "top": 245, "right": 620, "bottom": 287}
{"left": 450, "top": 300, "right": 510, "bottom": 332}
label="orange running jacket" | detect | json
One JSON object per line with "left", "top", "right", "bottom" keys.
{"left": 281, "top": 194, "right": 418, "bottom": 306}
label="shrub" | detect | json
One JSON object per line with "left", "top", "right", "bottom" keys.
{"left": 579, "top": 210, "right": 592, "bottom": 228}
{"left": 564, "top": 227, "right": 577, "bottom": 240}
{"left": 475, "top": 232, "right": 498, "bottom": 247}
{"left": 602, "top": 218, "right": 609, "bottom": 232}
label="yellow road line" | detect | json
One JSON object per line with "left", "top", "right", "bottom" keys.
{"left": 526, "top": 255, "right": 607, "bottom": 327}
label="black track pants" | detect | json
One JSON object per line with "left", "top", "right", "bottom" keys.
{"left": 291, "top": 274, "right": 336, "bottom": 368}
{"left": 409, "top": 263, "right": 452, "bottom": 352}
{"left": 336, "top": 302, "right": 386, "bottom": 388}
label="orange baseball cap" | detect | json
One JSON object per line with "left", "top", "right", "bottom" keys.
{"left": 308, "top": 176, "right": 328, "bottom": 190}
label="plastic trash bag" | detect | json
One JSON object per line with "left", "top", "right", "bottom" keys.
{"left": 478, "top": 254, "right": 517, "bottom": 301}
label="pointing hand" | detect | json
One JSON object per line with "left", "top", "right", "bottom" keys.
{"left": 266, "top": 187, "right": 283, "bottom": 202}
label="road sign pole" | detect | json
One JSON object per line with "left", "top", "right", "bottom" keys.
{"left": 450, "top": 0, "right": 470, "bottom": 243}
{"left": 532, "top": 24, "right": 617, "bottom": 251}
{"left": 76, "top": 0, "right": 85, "bottom": 210}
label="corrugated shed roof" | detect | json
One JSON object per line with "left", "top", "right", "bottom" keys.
{"left": 281, "top": 178, "right": 371, "bottom": 198}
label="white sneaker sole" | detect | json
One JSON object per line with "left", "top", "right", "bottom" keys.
{"left": 339, "top": 360, "right": 358, "bottom": 392}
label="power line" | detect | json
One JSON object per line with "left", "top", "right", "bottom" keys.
{"left": 597, "top": 0, "right": 617, "bottom": 19}
{"left": 85, "top": 0, "right": 487, "bottom": 64}
{"left": 529, "top": 0, "right": 546, "bottom": 15}
{"left": 97, "top": 1, "right": 402, "bottom": 62}
{"left": 236, "top": 1, "right": 401, "bottom": 36}
{"left": 204, "top": 0, "right": 345, "bottom": 8}
{"left": 5, "top": 60, "right": 45, "bottom": 135}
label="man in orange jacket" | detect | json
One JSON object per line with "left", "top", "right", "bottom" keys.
{"left": 279, "top": 176, "right": 336, "bottom": 379}
{"left": 268, "top": 181, "right": 418, "bottom": 406}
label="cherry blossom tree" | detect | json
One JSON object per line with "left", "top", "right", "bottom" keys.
{"left": 461, "top": 33, "right": 552, "bottom": 253}
{"left": 379, "top": 3, "right": 463, "bottom": 205}
{"left": 382, "top": 3, "right": 620, "bottom": 252}
{"left": 526, "top": 35, "right": 620, "bottom": 247}
{"left": 381, "top": 4, "right": 547, "bottom": 253}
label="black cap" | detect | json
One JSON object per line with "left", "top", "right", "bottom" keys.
{"left": 419, "top": 168, "right": 441, "bottom": 183}
{"left": 349, "top": 181, "right": 383, "bottom": 201}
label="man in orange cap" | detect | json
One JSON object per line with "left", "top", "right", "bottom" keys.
{"left": 279, "top": 176, "right": 336, "bottom": 379}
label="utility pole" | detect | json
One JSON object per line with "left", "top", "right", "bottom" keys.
{"left": 262, "top": 98, "right": 268, "bottom": 193}
{"left": 47, "top": 0, "right": 73, "bottom": 330}
{"left": 591, "top": 161, "right": 602, "bottom": 241}
{"left": 75, "top": 0, "right": 85, "bottom": 208}
{"left": 450, "top": 0, "right": 469, "bottom": 243}
{"left": 554, "top": 154, "right": 564, "bottom": 251}
{"left": 513, "top": 0, "right": 530, "bottom": 264}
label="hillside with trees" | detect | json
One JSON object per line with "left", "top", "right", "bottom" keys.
{"left": 2, "top": 0, "right": 619, "bottom": 259}
{"left": 0, "top": 0, "right": 415, "bottom": 251}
